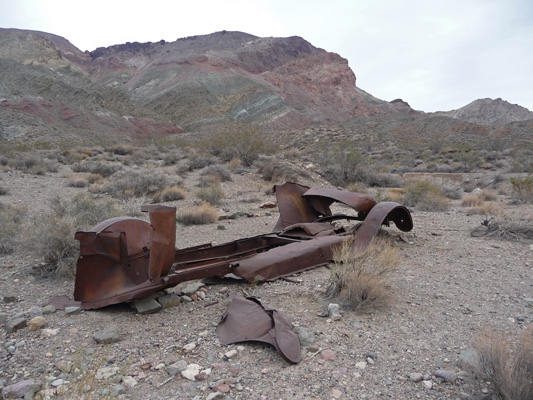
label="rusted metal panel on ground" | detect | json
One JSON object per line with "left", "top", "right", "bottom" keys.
{"left": 73, "top": 182, "right": 413, "bottom": 309}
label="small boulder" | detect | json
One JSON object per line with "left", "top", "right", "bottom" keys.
{"left": 5, "top": 317, "right": 26, "bottom": 333}
{"left": 93, "top": 325, "right": 121, "bottom": 344}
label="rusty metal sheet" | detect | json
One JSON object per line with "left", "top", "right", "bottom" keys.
{"left": 302, "top": 186, "right": 377, "bottom": 216}
{"left": 273, "top": 182, "right": 320, "bottom": 231}
{"left": 216, "top": 296, "right": 302, "bottom": 363}
{"left": 232, "top": 235, "right": 346, "bottom": 282}
{"left": 352, "top": 201, "right": 413, "bottom": 249}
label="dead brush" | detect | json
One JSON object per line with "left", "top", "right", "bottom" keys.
{"left": 195, "top": 182, "right": 225, "bottom": 205}
{"left": 176, "top": 203, "right": 219, "bottom": 225}
{"left": 28, "top": 194, "right": 121, "bottom": 277}
{"left": 472, "top": 327, "right": 533, "bottom": 400}
{"left": 327, "top": 238, "right": 401, "bottom": 309}
{"left": 0, "top": 203, "right": 25, "bottom": 254}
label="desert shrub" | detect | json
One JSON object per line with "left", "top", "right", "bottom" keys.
{"left": 385, "top": 188, "right": 406, "bottom": 202}
{"left": 472, "top": 327, "right": 533, "bottom": 400}
{"left": 87, "top": 173, "right": 103, "bottom": 184}
{"left": 0, "top": 203, "right": 24, "bottom": 254}
{"left": 72, "top": 160, "right": 122, "bottom": 177}
{"left": 320, "top": 146, "right": 364, "bottom": 186}
{"left": 92, "top": 169, "right": 170, "bottom": 199}
{"left": 152, "top": 186, "right": 187, "bottom": 203}
{"left": 60, "top": 150, "right": 88, "bottom": 164}
{"left": 510, "top": 175, "right": 533, "bottom": 203}
{"left": 9, "top": 154, "right": 58, "bottom": 175}
{"left": 327, "top": 238, "right": 401, "bottom": 309}
{"left": 195, "top": 183, "right": 225, "bottom": 205}
{"left": 357, "top": 168, "right": 403, "bottom": 188}
{"left": 205, "top": 122, "right": 272, "bottom": 166}
{"left": 258, "top": 158, "right": 303, "bottom": 183}
{"left": 345, "top": 182, "right": 368, "bottom": 194}
{"left": 107, "top": 144, "right": 134, "bottom": 156}
{"left": 29, "top": 194, "right": 121, "bottom": 276}
{"left": 227, "top": 158, "right": 245, "bottom": 173}
{"left": 201, "top": 165, "right": 233, "bottom": 182}
{"left": 182, "top": 152, "right": 218, "bottom": 172}
{"left": 403, "top": 180, "right": 450, "bottom": 211}
{"left": 176, "top": 203, "right": 219, "bottom": 225}
{"left": 462, "top": 189, "right": 498, "bottom": 207}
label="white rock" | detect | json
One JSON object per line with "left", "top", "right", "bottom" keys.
{"left": 225, "top": 349, "right": 238, "bottom": 358}
{"left": 422, "top": 380, "right": 433, "bottom": 389}
{"left": 355, "top": 362, "right": 367, "bottom": 370}
{"left": 122, "top": 376, "right": 138, "bottom": 388}
{"left": 41, "top": 328, "right": 59, "bottom": 337}
{"left": 183, "top": 342, "right": 196, "bottom": 352}
{"left": 181, "top": 364, "right": 202, "bottom": 381}
{"left": 95, "top": 366, "right": 120, "bottom": 380}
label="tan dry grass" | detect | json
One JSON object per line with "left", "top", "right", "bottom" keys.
{"left": 176, "top": 203, "right": 219, "bottom": 226}
{"left": 152, "top": 186, "right": 187, "bottom": 203}
{"left": 473, "top": 327, "right": 533, "bottom": 400}
{"left": 327, "top": 238, "right": 401, "bottom": 309}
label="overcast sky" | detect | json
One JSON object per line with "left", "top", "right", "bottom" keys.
{"left": 1, "top": 0, "right": 532, "bottom": 112}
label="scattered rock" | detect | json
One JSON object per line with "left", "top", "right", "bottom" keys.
{"left": 41, "top": 328, "right": 59, "bottom": 337}
{"left": 29, "top": 316, "right": 46, "bottom": 330}
{"left": 158, "top": 293, "right": 181, "bottom": 309}
{"left": 459, "top": 350, "right": 479, "bottom": 369}
{"left": 225, "top": 349, "right": 238, "bottom": 359}
{"left": 111, "top": 384, "right": 125, "bottom": 396}
{"left": 331, "top": 388, "right": 343, "bottom": 398}
{"left": 166, "top": 360, "right": 188, "bottom": 377}
{"left": 422, "top": 380, "right": 433, "bottom": 389}
{"left": 295, "top": 326, "right": 315, "bottom": 347}
{"left": 327, "top": 303, "right": 342, "bottom": 321}
{"left": 5, "top": 317, "right": 26, "bottom": 333}
{"left": 206, "top": 391, "right": 225, "bottom": 400}
{"left": 434, "top": 369, "right": 457, "bottom": 383}
{"left": 183, "top": 342, "right": 196, "bottom": 352}
{"left": 181, "top": 364, "right": 202, "bottom": 381}
{"left": 122, "top": 376, "right": 138, "bottom": 388}
{"left": 320, "top": 349, "right": 336, "bottom": 361}
{"left": 214, "top": 383, "right": 230, "bottom": 393}
{"left": 93, "top": 325, "right": 121, "bottom": 344}
{"left": 133, "top": 298, "right": 162, "bottom": 314}
{"left": 65, "top": 306, "right": 81, "bottom": 315}
{"left": 28, "top": 306, "right": 43, "bottom": 318}
{"left": 56, "top": 361, "right": 73, "bottom": 374}
{"left": 96, "top": 366, "right": 120, "bottom": 380}
{"left": 1, "top": 379, "right": 42, "bottom": 399}
{"left": 0, "top": 313, "right": 7, "bottom": 324}
{"left": 409, "top": 373, "right": 423, "bottom": 382}
{"left": 41, "top": 305, "right": 56, "bottom": 315}
{"left": 181, "top": 282, "right": 205, "bottom": 296}
{"left": 3, "top": 296, "right": 17, "bottom": 303}
{"left": 355, "top": 362, "right": 367, "bottom": 370}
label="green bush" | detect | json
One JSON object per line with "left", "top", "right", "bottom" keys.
{"left": 510, "top": 175, "right": 533, "bottom": 203}
{"left": 403, "top": 180, "right": 450, "bottom": 211}
{"left": 206, "top": 122, "right": 272, "bottom": 166}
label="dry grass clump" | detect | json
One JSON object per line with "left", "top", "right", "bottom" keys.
{"left": 462, "top": 189, "right": 498, "bottom": 207}
{"left": 28, "top": 194, "right": 121, "bottom": 276}
{"left": 195, "top": 183, "right": 225, "bottom": 205}
{"left": 327, "top": 238, "right": 401, "bottom": 309}
{"left": 472, "top": 327, "right": 533, "bottom": 400}
{"left": 67, "top": 175, "right": 89, "bottom": 188}
{"left": 403, "top": 180, "right": 450, "bottom": 211}
{"left": 0, "top": 203, "right": 24, "bottom": 254}
{"left": 472, "top": 215, "right": 533, "bottom": 241}
{"left": 176, "top": 203, "right": 219, "bottom": 226}
{"left": 91, "top": 169, "right": 170, "bottom": 199}
{"left": 152, "top": 186, "right": 187, "bottom": 203}
{"left": 200, "top": 165, "right": 233, "bottom": 183}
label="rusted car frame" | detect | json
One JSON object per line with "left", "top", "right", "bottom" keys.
{"left": 74, "top": 182, "right": 413, "bottom": 309}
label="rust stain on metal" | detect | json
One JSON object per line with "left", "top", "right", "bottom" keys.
{"left": 74, "top": 182, "right": 413, "bottom": 309}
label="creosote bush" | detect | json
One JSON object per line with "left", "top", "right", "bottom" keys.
{"left": 29, "top": 194, "right": 121, "bottom": 276}
{"left": 472, "top": 327, "right": 533, "bottom": 400}
{"left": 205, "top": 122, "right": 272, "bottom": 166}
{"left": 71, "top": 160, "right": 122, "bottom": 177}
{"left": 403, "top": 180, "right": 450, "bottom": 211}
{"left": 510, "top": 175, "right": 533, "bottom": 203}
{"left": 176, "top": 203, "right": 219, "bottom": 225}
{"left": 327, "top": 238, "right": 401, "bottom": 309}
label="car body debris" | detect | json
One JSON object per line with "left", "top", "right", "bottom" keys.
{"left": 74, "top": 182, "right": 413, "bottom": 309}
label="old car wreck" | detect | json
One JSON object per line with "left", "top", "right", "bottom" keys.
{"left": 73, "top": 182, "right": 413, "bottom": 311}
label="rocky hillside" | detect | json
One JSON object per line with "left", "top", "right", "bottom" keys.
{"left": 433, "top": 98, "right": 533, "bottom": 126}
{"left": 0, "top": 28, "right": 414, "bottom": 142}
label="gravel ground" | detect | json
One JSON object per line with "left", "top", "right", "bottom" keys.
{"left": 1, "top": 162, "right": 532, "bottom": 400}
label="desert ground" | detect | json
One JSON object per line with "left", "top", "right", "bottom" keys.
{"left": 0, "top": 138, "right": 532, "bottom": 400}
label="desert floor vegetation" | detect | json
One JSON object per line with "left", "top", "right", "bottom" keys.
{"left": 176, "top": 202, "right": 219, "bottom": 225}
{"left": 327, "top": 237, "right": 401, "bottom": 309}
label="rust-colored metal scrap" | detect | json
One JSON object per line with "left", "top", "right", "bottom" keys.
{"left": 74, "top": 182, "right": 413, "bottom": 309}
